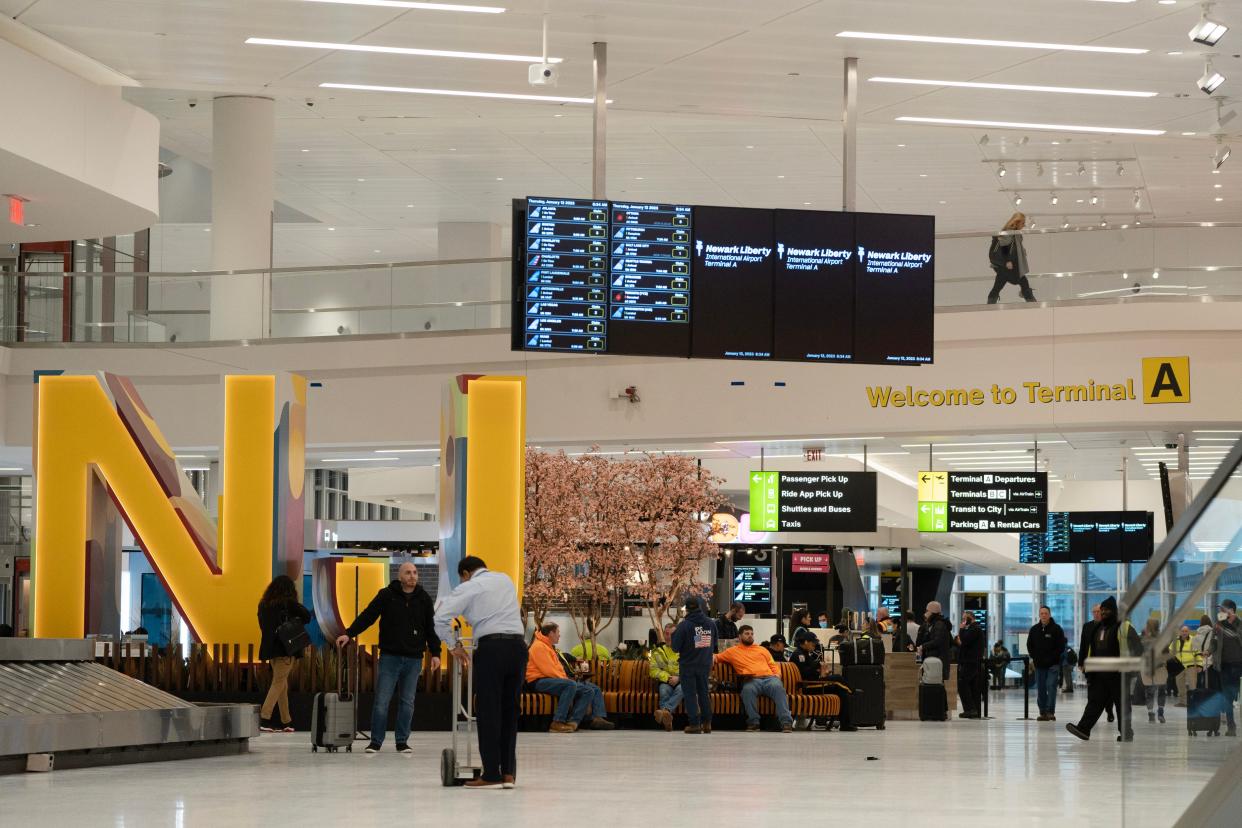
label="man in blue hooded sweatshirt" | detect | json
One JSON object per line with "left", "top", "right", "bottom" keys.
{"left": 671, "top": 596, "right": 718, "bottom": 734}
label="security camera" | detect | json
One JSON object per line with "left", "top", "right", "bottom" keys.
{"left": 1165, "top": 443, "right": 1179, "bottom": 450}
{"left": 188, "top": 98, "right": 198, "bottom": 109}
{"left": 528, "top": 62, "right": 559, "bottom": 87}
{"left": 305, "top": 98, "right": 315, "bottom": 108}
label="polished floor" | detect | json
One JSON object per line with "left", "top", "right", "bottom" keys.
{"left": 0, "top": 690, "right": 1235, "bottom": 827}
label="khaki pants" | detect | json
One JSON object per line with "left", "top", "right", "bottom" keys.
{"left": 261, "top": 656, "right": 295, "bottom": 723}
{"left": 1177, "top": 666, "right": 1201, "bottom": 703}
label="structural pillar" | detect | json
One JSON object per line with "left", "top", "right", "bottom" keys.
{"left": 210, "top": 95, "right": 274, "bottom": 341}
{"left": 842, "top": 57, "right": 858, "bottom": 212}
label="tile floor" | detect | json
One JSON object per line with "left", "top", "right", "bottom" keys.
{"left": 0, "top": 690, "right": 1236, "bottom": 827}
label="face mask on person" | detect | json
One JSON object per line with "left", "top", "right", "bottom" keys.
{"left": 1219, "top": 612, "right": 1229, "bottom": 622}
{"left": 818, "top": 621, "right": 829, "bottom": 629}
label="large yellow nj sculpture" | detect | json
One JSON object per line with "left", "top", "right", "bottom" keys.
{"left": 33, "top": 373, "right": 306, "bottom": 646}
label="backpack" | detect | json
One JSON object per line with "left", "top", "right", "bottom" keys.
{"left": 988, "top": 236, "right": 1008, "bottom": 269}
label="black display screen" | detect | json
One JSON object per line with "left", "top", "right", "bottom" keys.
{"left": 607, "top": 201, "right": 693, "bottom": 357}
{"left": 853, "top": 212, "right": 935, "bottom": 365}
{"left": 732, "top": 564, "right": 773, "bottom": 614}
{"left": 691, "top": 206, "right": 774, "bottom": 360}
{"left": 773, "top": 209, "right": 855, "bottom": 362}
{"left": 518, "top": 197, "right": 609, "bottom": 352}
{"left": 1019, "top": 511, "right": 1153, "bottom": 563}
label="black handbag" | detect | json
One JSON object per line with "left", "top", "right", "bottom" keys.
{"left": 1166, "top": 656, "right": 1185, "bottom": 678}
{"left": 276, "top": 614, "right": 311, "bottom": 656}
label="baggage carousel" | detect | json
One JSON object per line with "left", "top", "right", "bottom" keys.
{"left": 0, "top": 639, "right": 257, "bottom": 774}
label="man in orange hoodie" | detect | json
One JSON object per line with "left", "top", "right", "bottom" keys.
{"left": 525, "top": 622, "right": 614, "bottom": 732}
{"left": 715, "top": 625, "right": 794, "bottom": 732}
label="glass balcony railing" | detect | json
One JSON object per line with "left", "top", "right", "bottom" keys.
{"left": 1079, "top": 439, "right": 1242, "bottom": 825}
{"left": 1, "top": 254, "right": 1239, "bottom": 345}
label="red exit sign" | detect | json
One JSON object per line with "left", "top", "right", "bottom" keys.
{"left": 8, "top": 196, "right": 26, "bottom": 226}
{"left": 804, "top": 448, "right": 823, "bottom": 462}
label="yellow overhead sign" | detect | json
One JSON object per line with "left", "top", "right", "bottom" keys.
{"left": 1141, "top": 357, "right": 1190, "bottom": 404}
{"left": 917, "top": 470, "right": 947, "bottom": 502}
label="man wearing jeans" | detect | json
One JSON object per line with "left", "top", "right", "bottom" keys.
{"left": 650, "top": 622, "right": 682, "bottom": 731}
{"left": 1210, "top": 599, "right": 1242, "bottom": 738}
{"left": 1026, "top": 606, "right": 1067, "bottom": 722}
{"left": 524, "top": 622, "right": 614, "bottom": 732}
{"left": 337, "top": 562, "right": 440, "bottom": 754}
{"left": 715, "top": 625, "right": 793, "bottom": 733}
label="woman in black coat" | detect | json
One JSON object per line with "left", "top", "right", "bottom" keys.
{"left": 257, "top": 575, "right": 311, "bottom": 732}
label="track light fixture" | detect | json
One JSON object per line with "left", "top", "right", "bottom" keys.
{"left": 1062, "top": 218, "right": 1070, "bottom": 229}
{"left": 1036, "top": 162, "right": 1045, "bottom": 177}
{"left": 1077, "top": 161, "right": 1087, "bottom": 176}
{"left": 1199, "top": 59, "right": 1225, "bottom": 95}
{"left": 1133, "top": 190, "right": 1142, "bottom": 210}
{"left": 998, "top": 163, "right": 1007, "bottom": 177}
{"left": 1050, "top": 192, "right": 1059, "bottom": 206}
{"left": 1100, "top": 216, "right": 1109, "bottom": 228}
{"left": 1189, "top": 3, "right": 1229, "bottom": 46}
{"left": 979, "top": 133, "right": 990, "bottom": 146}
{"left": 1215, "top": 135, "right": 1233, "bottom": 169}
{"left": 1014, "top": 193, "right": 1023, "bottom": 206}
{"left": 1090, "top": 192, "right": 1100, "bottom": 205}
{"left": 1019, "top": 136, "right": 1030, "bottom": 146}
{"left": 1116, "top": 161, "right": 1126, "bottom": 176}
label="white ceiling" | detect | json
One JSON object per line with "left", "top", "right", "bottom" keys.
{"left": 4, "top": 0, "right": 1240, "bottom": 267}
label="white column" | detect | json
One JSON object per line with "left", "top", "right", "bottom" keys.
{"left": 437, "top": 222, "right": 505, "bottom": 328}
{"left": 210, "top": 95, "right": 274, "bottom": 340}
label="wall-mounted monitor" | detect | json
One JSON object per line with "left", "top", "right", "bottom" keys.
{"left": 1020, "top": 511, "right": 1154, "bottom": 564}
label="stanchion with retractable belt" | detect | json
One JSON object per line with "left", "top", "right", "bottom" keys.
{"left": 441, "top": 632, "right": 482, "bottom": 787}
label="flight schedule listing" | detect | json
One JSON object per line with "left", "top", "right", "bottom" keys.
{"left": 522, "top": 197, "right": 609, "bottom": 352}
{"left": 512, "top": 197, "right": 935, "bottom": 363}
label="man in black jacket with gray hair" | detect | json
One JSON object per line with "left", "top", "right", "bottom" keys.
{"left": 916, "top": 601, "right": 952, "bottom": 681}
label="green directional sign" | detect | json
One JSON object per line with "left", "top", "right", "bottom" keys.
{"left": 748, "top": 471, "right": 780, "bottom": 532}
{"left": 918, "top": 500, "right": 948, "bottom": 533}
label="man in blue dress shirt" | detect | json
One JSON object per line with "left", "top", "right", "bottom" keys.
{"left": 434, "top": 555, "right": 527, "bottom": 789}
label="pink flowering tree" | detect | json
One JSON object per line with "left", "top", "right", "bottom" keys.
{"left": 522, "top": 450, "right": 583, "bottom": 628}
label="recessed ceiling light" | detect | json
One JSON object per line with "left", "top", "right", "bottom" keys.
{"left": 1167, "top": 50, "right": 1184, "bottom": 55}
{"left": 1182, "top": 131, "right": 1198, "bottom": 136}
{"left": 1216, "top": 196, "right": 1224, "bottom": 201}
{"left": 1215, "top": 183, "right": 1223, "bottom": 188}
{"left": 203, "top": 227, "right": 211, "bottom": 232}
{"left": 301, "top": 148, "right": 310, "bottom": 152}
{"left": 1158, "top": 0, "right": 1177, "bottom": 4}
{"left": 328, "top": 226, "right": 336, "bottom": 230}
{"left": 246, "top": 37, "right": 558, "bottom": 63}
{"left": 897, "top": 143, "right": 907, "bottom": 147}
{"left": 635, "top": 176, "right": 645, "bottom": 180}
{"left": 939, "top": 200, "right": 947, "bottom": 204}
{"left": 746, "top": 145, "right": 755, "bottom": 149}
{"left": 303, "top": 0, "right": 505, "bottom": 11}
{"left": 868, "top": 76, "right": 1156, "bottom": 97}
{"left": 777, "top": 174, "right": 785, "bottom": 178}
{"left": 321, "top": 82, "right": 609, "bottom": 105}
{"left": 357, "top": 178, "right": 366, "bottom": 182}
{"left": 407, "top": 203, "right": 414, "bottom": 207}
{"left": 919, "top": 173, "right": 928, "bottom": 177}
{"left": 803, "top": 202, "right": 812, "bottom": 205}
{"left": 895, "top": 116, "right": 1164, "bottom": 136}
{"left": 837, "top": 31, "right": 1147, "bottom": 55}
{"left": 496, "top": 177, "right": 504, "bottom": 181}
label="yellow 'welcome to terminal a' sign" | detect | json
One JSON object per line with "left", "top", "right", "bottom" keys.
{"left": 866, "top": 357, "right": 1190, "bottom": 410}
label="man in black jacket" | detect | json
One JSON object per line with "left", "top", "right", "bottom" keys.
{"left": 337, "top": 562, "right": 441, "bottom": 754}
{"left": 955, "top": 611, "right": 985, "bottom": 719}
{"left": 1027, "top": 606, "right": 1068, "bottom": 722}
{"left": 916, "top": 602, "right": 952, "bottom": 682}
{"left": 716, "top": 602, "right": 745, "bottom": 643}
{"left": 1067, "top": 596, "right": 1140, "bottom": 742}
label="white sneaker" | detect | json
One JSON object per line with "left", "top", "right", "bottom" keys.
{"left": 364, "top": 743, "right": 381, "bottom": 754}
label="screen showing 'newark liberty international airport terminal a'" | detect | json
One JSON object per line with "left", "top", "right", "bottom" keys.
{"left": 512, "top": 197, "right": 936, "bottom": 365}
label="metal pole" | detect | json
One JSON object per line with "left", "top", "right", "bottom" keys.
{"left": 863, "top": 444, "right": 868, "bottom": 472}
{"left": 1122, "top": 454, "right": 1129, "bottom": 510}
{"left": 592, "top": 42, "right": 608, "bottom": 200}
{"left": 928, "top": 443, "right": 933, "bottom": 471}
{"left": 842, "top": 57, "right": 858, "bottom": 212}
{"left": 1033, "top": 438, "right": 1039, "bottom": 472}
{"left": 899, "top": 547, "right": 910, "bottom": 648}
{"left": 1019, "top": 655, "right": 1033, "bottom": 720}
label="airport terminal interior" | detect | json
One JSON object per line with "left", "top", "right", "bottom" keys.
{"left": 3, "top": 1, "right": 1242, "bottom": 825}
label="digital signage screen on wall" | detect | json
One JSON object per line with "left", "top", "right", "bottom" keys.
{"left": 690, "top": 205, "right": 775, "bottom": 360}
{"left": 771, "top": 209, "right": 856, "bottom": 362}
{"left": 1019, "top": 511, "right": 1154, "bottom": 564}
{"left": 852, "top": 212, "right": 935, "bottom": 365}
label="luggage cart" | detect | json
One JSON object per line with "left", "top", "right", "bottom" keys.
{"left": 441, "top": 636, "right": 482, "bottom": 786}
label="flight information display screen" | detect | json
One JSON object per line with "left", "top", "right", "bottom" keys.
{"left": 1019, "top": 511, "right": 1154, "bottom": 563}
{"left": 853, "top": 212, "right": 935, "bottom": 365}
{"left": 772, "top": 209, "right": 855, "bottom": 362}
{"left": 512, "top": 197, "right": 935, "bottom": 364}
{"left": 691, "top": 206, "right": 775, "bottom": 360}
{"left": 607, "top": 201, "right": 693, "bottom": 357}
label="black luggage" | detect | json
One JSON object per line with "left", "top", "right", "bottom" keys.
{"left": 312, "top": 644, "right": 358, "bottom": 753}
{"left": 839, "top": 637, "right": 885, "bottom": 667}
{"left": 919, "top": 682, "right": 948, "bottom": 721}
{"left": 1187, "top": 687, "right": 1226, "bottom": 737}
{"left": 843, "top": 664, "right": 886, "bottom": 729}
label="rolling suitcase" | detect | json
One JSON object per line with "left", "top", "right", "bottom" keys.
{"left": 842, "top": 664, "right": 887, "bottom": 729}
{"left": 919, "top": 657, "right": 948, "bottom": 721}
{"left": 312, "top": 644, "right": 358, "bottom": 753}
{"left": 840, "top": 637, "right": 886, "bottom": 667}
{"left": 1187, "top": 687, "right": 1225, "bottom": 737}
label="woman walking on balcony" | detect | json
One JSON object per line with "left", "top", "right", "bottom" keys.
{"left": 987, "top": 212, "right": 1037, "bottom": 304}
{"left": 258, "top": 575, "right": 311, "bottom": 733}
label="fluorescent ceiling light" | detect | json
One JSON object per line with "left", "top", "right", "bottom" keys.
{"left": 246, "top": 37, "right": 560, "bottom": 64}
{"left": 303, "top": 0, "right": 505, "bottom": 11}
{"left": 716, "top": 437, "right": 886, "bottom": 444}
{"left": 895, "top": 116, "right": 1164, "bottom": 136}
{"left": 901, "top": 441, "right": 1066, "bottom": 448}
{"left": 375, "top": 448, "right": 440, "bottom": 453}
{"left": 836, "top": 31, "right": 1147, "bottom": 55}
{"left": 323, "top": 457, "right": 387, "bottom": 462}
{"left": 869, "top": 76, "right": 1155, "bottom": 98}
{"left": 1194, "top": 430, "right": 1242, "bottom": 433}
{"left": 0, "top": 467, "right": 23, "bottom": 472}
{"left": 322, "top": 82, "right": 604, "bottom": 105}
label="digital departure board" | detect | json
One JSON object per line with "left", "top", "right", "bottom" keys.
{"left": 732, "top": 564, "right": 773, "bottom": 613}
{"left": 853, "top": 212, "right": 935, "bottom": 365}
{"left": 512, "top": 197, "right": 935, "bottom": 364}
{"left": 520, "top": 197, "right": 609, "bottom": 353}
{"left": 607, "top": 201, "right": 693, "bottom": 357}
{"left": 748, "top": 470, "right": 877, "bottom": 532}
{"left": 1020, "top": 511, "right": 1154, "bottom": 563}
{"left": 773, "top": 209, "right": 855, "bottom": 362}
{"left": 692, "top": 206, "right": 775, "bottom": 360}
